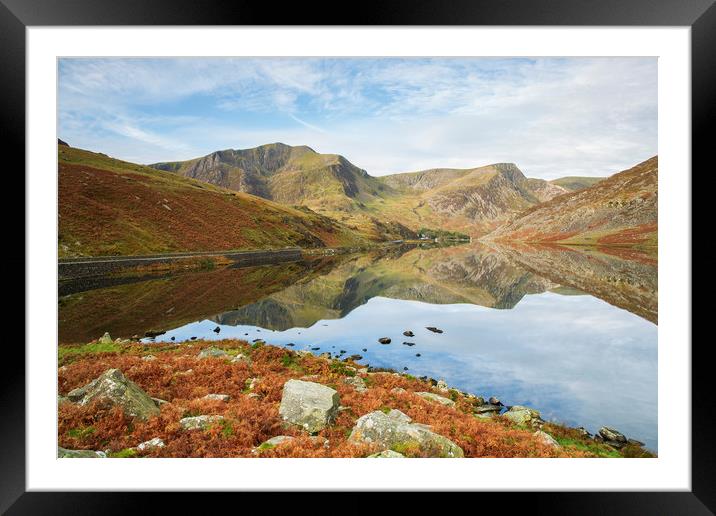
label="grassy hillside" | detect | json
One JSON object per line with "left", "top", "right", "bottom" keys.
{"left": 151, "top": 144, "right": 577, "bottom": 238}
{"left": 369, "top": 163, "right": 568, "bottom": 236}
{"left": 550, "top": 176, "right": 605, "bottom": 192}
{"left": 485, "top": 157, "right": 657, "bottom": 247}
{"left": 58, "top": 145, "right": 372, "bottom": 257}
{"left": 151, "top": 143, "right": 390, "bottom": 213}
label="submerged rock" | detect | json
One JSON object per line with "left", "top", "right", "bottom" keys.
{"left": 198, "top": 347, "right": 228, "bottom": 359}
{"left": 279, "top": 379, "right": 340, "bottom": 433}
{"left": 416, "top": 392, "right": 455, "bottom": 407}
{"left": 349, "top": 409, "right": 463, "bottom": 458}
{"left": 66, "top": 368, "right": 160, "bottom": 420}
{"left": 402, "top": 342, "right": 415, "bottom": 346}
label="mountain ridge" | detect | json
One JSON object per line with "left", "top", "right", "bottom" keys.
{"left": 149, "top": 144, "right": 581, "bottom": 236}
{"left": 58, "top": 145, "right": 383, "bottom": 257}
{"left": 484, "top": 156, "right": 658, "bottom": 247}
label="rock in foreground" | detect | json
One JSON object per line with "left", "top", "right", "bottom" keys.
{"left": 136, "top": 438, "right": 165, "bottom": 451}
{"left": 416, "top": 392, "right": 455, "bottom": 407}
{"left": 368, "top": 450, "right": 405, "bottom": 458}
{"left": 503, "top": 405, "right": 543, "bottom": 427}
{"left": 598, "top": 426, "right": 628, "bottom": 448}
{"left": 180, "top": 415, "right": 225, "bottom": 431}
{"left": 349, "top": 409, "right": 464, "bottom": 458}
{"left": 279, "top": 379, "right": 340, "bottom": 433}
{"left": 198, "top": 347, "right": 229, "bottom": 359}
{"left": 533, "top": 430, "right": 560, "bottom": 448}
{"left": 58, "top": 446, "right": 106, "bottom": 458}
{"left": 66, "top": 368, "right": 160, "bottom": 420}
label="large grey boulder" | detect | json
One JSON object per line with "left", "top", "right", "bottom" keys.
{"left": 503, "top": 405, "right": 542, "bottom": 427}
{"left": 279, "top": 379, "right": 340, "bottom": 433}
{"left": 598, "top": 427, "right": 628, "bottom": 448}
{"left": 58, "top": 446, "right": 106, "bottom": 458}
{"left": 416, "top": 392, "right": 455, "bottom": 407}
{"left": 180, "top": 415, "right": 225, "bottom": 431}
{"left": 474, "top": 404, "right": 502, "bottom": 415}
{"left": 348, "top": 409, "right": 464, "bottom": 458}
{"left": 66, "top": 369, "right": 160, "bottom": 420}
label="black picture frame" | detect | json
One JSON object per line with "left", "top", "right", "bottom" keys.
{"left": 2, "top": 0, "right": 708, "bottom": 512}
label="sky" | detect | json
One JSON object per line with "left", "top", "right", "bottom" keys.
{"left": 58, "top": 57, "right": 657, "bottom": 179}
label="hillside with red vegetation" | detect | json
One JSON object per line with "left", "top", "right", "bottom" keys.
{"left": 485, "top": 156, "right": 657, "bottom": 247}
{"left": 58, "top": 146, "right": 370, "bottom": 257}
{"left": 57, "top": 339, "right": 647, "bottom": 458}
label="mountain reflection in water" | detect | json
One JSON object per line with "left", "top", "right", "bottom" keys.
{"left": 58, "top": 242, "right": 658, "bottom": 450}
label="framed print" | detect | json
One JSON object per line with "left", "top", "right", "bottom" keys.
{"left": 3, "top": 0, "right": 710, "bottom": 512}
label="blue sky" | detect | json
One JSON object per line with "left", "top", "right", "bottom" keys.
{"left": 58, "top": 57, "right": 657, "bottom": 178}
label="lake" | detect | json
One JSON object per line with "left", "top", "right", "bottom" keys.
{"left": 58, "top": 242, "right": 658, "bottom": 450}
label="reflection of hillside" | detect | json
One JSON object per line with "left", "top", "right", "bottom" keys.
{"left": 215, "top": 243, "right": 558, "bottom": 330}
{"left": 60, "top": 241, "right": 655, "bottom": 343}
{"left": 58, "top": 256, "right": 345, "bottom": 343}
{"left": 487, "top": 241, "right": 657, "bottom": 324}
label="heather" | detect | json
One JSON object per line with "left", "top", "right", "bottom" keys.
{"left": 57, "top": 339, "right": 651, "bottom": 458}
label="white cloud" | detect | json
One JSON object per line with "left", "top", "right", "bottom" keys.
{"left": 58, "top": 57, "right": 657, "bottom": 178}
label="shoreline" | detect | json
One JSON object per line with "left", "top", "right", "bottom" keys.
{"left": 57, "top": 336, "right": 655, "bottom": 459}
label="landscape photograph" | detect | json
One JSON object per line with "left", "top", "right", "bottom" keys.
{"left": 57, "top": 57, "right": 657, "bottom": 459}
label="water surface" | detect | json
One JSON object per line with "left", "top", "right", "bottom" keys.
{"left": 59, "top": 242, "right": 658, "bottom": 450}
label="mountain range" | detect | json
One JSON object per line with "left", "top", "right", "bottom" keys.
{"left": 150, "top": 143, "right": 607, "bottom": 236}
{"left": 59, "top": 139, "right": 656, "bottom": 257}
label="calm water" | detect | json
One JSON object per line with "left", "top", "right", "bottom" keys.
{"left": 59, "top": 242, "right": 658, "bottom": 450}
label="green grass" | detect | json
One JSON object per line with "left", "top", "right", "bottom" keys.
{"left": 329, "top": 361, "right": 356, "bottom": 377}
{"left": 67, "top": 426, "right": 96, "bottom": 439}
{"left": 58, "top": 341, "right": 123, "bottom": 364}
{"left": 553, "top": 437, "right": 621, "bottom": 458}
{"left": 108, "top": 448, "right": 138, "bottom": 458}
